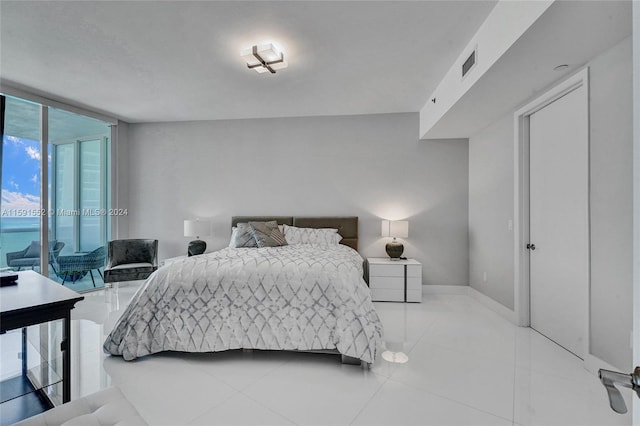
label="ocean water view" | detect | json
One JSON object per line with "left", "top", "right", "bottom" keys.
{"left": 1, "top": 216, "right": 40, "bottom": 230}
{"left": 0, "top": 217, "right": 103, "bottom": 291}
{"left": 0, "top": 217, "right": 40, "bottom": 268}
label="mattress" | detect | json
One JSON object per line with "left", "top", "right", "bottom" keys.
{"left": 103, "top": 244, "right": 383, "bottom": 363}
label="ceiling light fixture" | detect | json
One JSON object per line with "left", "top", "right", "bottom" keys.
{"left": 241, "top": 43, "right": 288, "bottom": 74}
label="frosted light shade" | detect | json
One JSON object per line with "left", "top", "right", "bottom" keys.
{"left": 240, "top": 43, "right": 288, "bottom": 73}
{"left": 240, "top": 43, "right": 282, "bottom": 63}
{"left": 240, "top": 49, "right": 258, "bottom": 66}
{"left": 256, "top": 43, "right": 282, "bottom": 62}
{"left": 381, "top": 220, "right": 409, "bottom": 238}
{"left": 270, "top": 60, "right": 288, "bottom": 70}
{"left": 184, "top": 219, "right": 211, "bottom": 238}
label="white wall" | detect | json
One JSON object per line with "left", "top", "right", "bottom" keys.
{"left": 468, "top": 37, "right": 633, "bottom": 369}
{"left": 632, "top": 2, "right": 639, "bottom": 419}
{"left": 588, "top": 37, "right": 633, "bottom": 369}
{"left": 126, "top": 113, "right": 469, "bottom": 286}
{"left": 112, "top": 120, "right": 130, "bottom": 239}
{"left": 468, "top": 114, "right": 514, "bottom": 309}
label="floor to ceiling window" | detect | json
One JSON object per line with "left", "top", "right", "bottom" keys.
{"left": 1, "top": 96, "right": 43, "bottom": 275}
{"left": 1, "top": 94, "right": 116, "bottom": 421}
{"left": 1, "top": 94, "right": 114, "bottom": 292}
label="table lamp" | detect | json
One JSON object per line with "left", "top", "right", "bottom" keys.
{"left": 184, "top": 219, "right": 211, "bottom": 256}
{"left": 381, "top": 220, "right": 409, "bottom": 259}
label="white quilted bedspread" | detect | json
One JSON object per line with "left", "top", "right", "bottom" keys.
{"left": 103, "top": 244, "right": 383, "bottom": 363}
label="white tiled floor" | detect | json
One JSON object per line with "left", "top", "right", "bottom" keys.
{"left": 65, "top": 284, "right": 631, "bottom": 426}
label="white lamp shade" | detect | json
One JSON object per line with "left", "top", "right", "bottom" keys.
{"left": 184, "top": 219, "right": 211, "bottom": 238}
{"left": 381, "top": 220, "right": 409, "bottom": 238}
{"left": 381, "top": 220, "right": 391, "bottom": 237}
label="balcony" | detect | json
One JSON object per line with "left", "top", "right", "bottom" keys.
{"left": 1, "top": 226, "right": 105, "bottom": 292}
{"left": 2, "top": 95, "right": 111, "bottom": 292}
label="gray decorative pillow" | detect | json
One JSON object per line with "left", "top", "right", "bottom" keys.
{"left": 229, "top": 223, "right": 258, "bottom": 248}
{"left": 249, "top": 221, "right": 288, "bottom": 248}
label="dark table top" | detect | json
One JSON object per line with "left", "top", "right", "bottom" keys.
{"left": 0, "top": 271, "right": 84, "bottom": 331}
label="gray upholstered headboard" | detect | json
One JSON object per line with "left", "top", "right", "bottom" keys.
{"left": 231, "top": 216, "right": 358, "bottom": 250}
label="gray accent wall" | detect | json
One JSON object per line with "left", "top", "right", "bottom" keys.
{"left": 125, "top": 113, "right": 469, "bottom": 286}
{"left": 113, "top": 120, "right": 130, "bottom": 240}
{"left": 588, "top": 37, "right": 633, "bottom": 369}
{"left": 468, "top": 37, "right": 633, "bottom": 369}
{"left": 468, "top": 114, "right": 514, "bottom": 310}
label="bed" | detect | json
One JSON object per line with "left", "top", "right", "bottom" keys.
{"left": 103, "top": 216, "right": 383, "bottom": 365}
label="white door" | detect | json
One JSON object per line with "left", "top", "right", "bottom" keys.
{"left": 529, "top": 84, "right": 589, "bottom": 359}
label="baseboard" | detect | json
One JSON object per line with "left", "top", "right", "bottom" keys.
{"left": 422, "top": 284, "right": 468, "bottom": 295}
{"left": 422, "top": 284, "right": 518, "bottom": 324}
{"left": 466, "top": 286, "right": 518, "bottom": 324}
{"left": 423, "top": 286, "right": 621, "bottom": 376}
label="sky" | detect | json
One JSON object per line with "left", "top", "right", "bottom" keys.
{"left": 1, "top": 134, "right": 44, "bottom": 214}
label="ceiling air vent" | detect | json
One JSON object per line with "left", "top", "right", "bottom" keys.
{"left": 462, "top": 47, "right": 477, "bottom": 79}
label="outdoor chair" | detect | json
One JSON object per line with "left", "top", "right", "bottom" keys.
{"left": 6, "top": 240, "right": 65, "bottom": 275}
{"left": 57, "top": 246, "right": 107, "bottom": 287}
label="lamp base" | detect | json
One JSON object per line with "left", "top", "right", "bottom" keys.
{"left": 385, "top": 241, "right": 404, "bottom": 259}
{"left": 188, "top": 240, "right": 206, "bottom": 257}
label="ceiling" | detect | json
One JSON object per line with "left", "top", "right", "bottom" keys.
{"left": 422, "top": 0, "right": 633, "bottom": 139}
{"left": 0, "top": 1, "right": 497, "bottom": 123}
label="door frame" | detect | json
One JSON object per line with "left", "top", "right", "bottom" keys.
{"left": 632, "top": 1, "right": 639, "bottom": 420}
{"left": 513, "top": 68, "right": 590, "bottom": 359}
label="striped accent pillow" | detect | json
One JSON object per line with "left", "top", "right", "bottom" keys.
{"left": 229, "top": 223, "right": 258, "bottom": 248}
{"left": 249, "top": 221, "right": 288, "bottom": 247}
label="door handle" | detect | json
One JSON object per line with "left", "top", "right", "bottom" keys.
{"left": 598, "top": 366, "right": 640, "bottom": 414}
{"left": 526, "top": 243, "right": 536, "bottom": 250}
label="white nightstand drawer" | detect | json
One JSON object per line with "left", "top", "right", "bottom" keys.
{"left": 366, "top": 258, "right": 422, "bottom": 303}
{"left": 371, "top": 276, "right": 420, "bottom": 291}
{"left": 370, "top": 276, "right": 402, "bottom": 290}
{"left": 368, "top": 264, "right": 404, "bottom": 278}
{"left": 407, "top": 264, "right": 421, "bottom": 278}
{"left": 407, "top": 277, "right": 421, "bottom": 291}
{"left": 371, "top": 288, "right": 404, "bottom": 302}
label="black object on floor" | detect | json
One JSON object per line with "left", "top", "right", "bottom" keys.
{"left": 0, "top": 376, "right": 52, "bottom": 425}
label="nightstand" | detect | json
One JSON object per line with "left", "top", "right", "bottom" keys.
{"left": 366, "top": 258, "right": 422, "bottom": 303}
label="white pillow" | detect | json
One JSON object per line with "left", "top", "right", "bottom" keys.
{"left": 283, "top": 224, "right": 343, "bottom": 245}
{"left": 228, "top": 227, "right": 238, "bottom": 247}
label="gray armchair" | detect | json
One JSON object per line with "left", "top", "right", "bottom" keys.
{"left": 57, "top": 246, "right": 107, "bottom": 287}
{"left": 104, "top": 239, "right": 158, "bottom": 283}
{"left": 6, "top": 240, "right": 65, "bottom": 275}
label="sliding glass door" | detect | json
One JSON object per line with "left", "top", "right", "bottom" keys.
{"left": 1, "top": 95, "right": 113, "bottom": 291}
{"left": 1, "top": 96, "right": 43, "bottom": 274}
{"left": 49, "top": 107, "right": 111, "bottom": 290}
